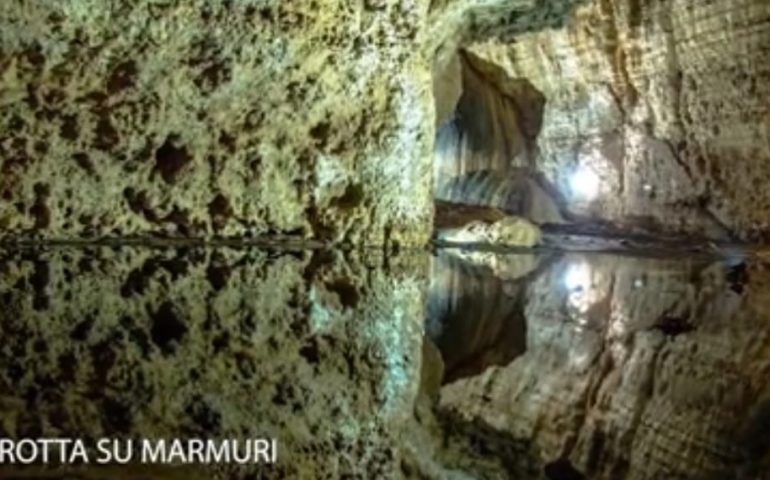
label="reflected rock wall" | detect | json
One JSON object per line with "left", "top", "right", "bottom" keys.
{"left": 438, "top": 253, "right": 770, "bottom": 479}
{"left": 426, "top": 251, "right": 540, "bottom": 383}
{"left": 0, "top": 246, "right": 427, "bottom": 478}
{"left": 3, "top": 246, "right": 770, "bottom": 478}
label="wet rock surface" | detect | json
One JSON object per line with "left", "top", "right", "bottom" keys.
{"left": 434, "top": 201, "right": 542, "bottom": 247}
{"left": 2, "top": 245, "right": 770, "bottom": 478}
{"left": 463, "top": 0, "right": 770, "bottom": 241}
{"left": 0, "top": 246, "right": 427, "bottom": 478}
{"left": 433, "top": 250, "right": 770, "bottom": 479}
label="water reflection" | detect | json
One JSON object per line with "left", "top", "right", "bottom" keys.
{"left": 434, "top": 249, "right": 770, "bottom": 480}
{"left": 1, "top": 245, "right": 769, "bottom": 479}
{"left": 426, "top": 249, "right": 546, "bottom": 384}
{"left": 0, "top": 246, "right": 427, "bottom": 479}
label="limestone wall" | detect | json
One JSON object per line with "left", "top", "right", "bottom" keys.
{"left": 0, "top": 1, "right": 435, "bottom": 246}
{"left": 439, "top": 253, "right": 770, "bottom": 479}
{"left": 467, "top": 0, "right": 770, "bottom": 241}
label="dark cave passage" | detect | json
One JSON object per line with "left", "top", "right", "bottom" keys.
{"left": 432, "top": 51, "right": 565, "bottom": 235}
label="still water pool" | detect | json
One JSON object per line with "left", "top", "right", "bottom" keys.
{"left": 0, "top": 245, "right": 768, "bottom": 479}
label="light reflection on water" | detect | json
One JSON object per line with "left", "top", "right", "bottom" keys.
{"left": 431, "top": 247, "right": 769, "bottom": 479}
{"left": 0, "top": 245, "right": 768, "bottom": 479}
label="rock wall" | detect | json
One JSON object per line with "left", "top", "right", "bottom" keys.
{"left": 6, "top": 244, "right": 769, "bottom": 479}
{"left": 6, "top": 0, "right": 765, "bottom": 245}
{"left": 0, "top": 0, "right": 590, "bottom": 247}
{"left": 0, "top": 1, "right": 435, "bottom": 246}
{"left": 466, "top": 0, "right": 770, "bottom": 241}
{"left": 432, "top": 53, "right": 564, "bottom": 224}
{"left": 426, "top": 250, "right": 535, "bottom": 383}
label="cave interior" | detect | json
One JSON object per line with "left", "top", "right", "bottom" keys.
{"left": 2, "top": 0, "right": 770, "bottom": 479}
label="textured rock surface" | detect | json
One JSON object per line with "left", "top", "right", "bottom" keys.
{"left": 432, "top": 52, "right": 564, "bottom": 225}
{"left": 437, "top": 252, "right": 770, "bottom": 479}
{"left": 0, "top": 0, "right": 588, "bottom": 247}
{"left": 436, "top": 214, "right": 542, "bottom": 246}
{"left": 0, "top": 1, "right": 435, "bottom": 246}
{"left": 4, "top": 0, "right": 767, "bottom": 245}
{"left": 464, "top": 0, "right": 770, "bottom": 241}
{"left": 5, "top": 1, "right": 770, "bottom": 478}
{"left": 434, "top": 200, "right": 543, "bottom": 247}
{"left": 0, "top": 246, "right": 427, "bottom": 478}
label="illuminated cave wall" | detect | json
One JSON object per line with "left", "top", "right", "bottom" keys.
{"left": 438, "top": 253, "right": 770, "bottom": 479}
{"left": 432, "top": 52, "right": 565, "bottom": 226}
{"left": 461, "top": 0, "right": 770, "bottom": 241}
{"left": 3, "top": 0, "right": 766, "bottom": 246}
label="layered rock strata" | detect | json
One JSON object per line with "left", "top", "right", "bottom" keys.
{"left": 464, "top": 0, "right": 770, "bottom": 241}
{"left": 432, "top": 53, "right": 564, "bottom": 226}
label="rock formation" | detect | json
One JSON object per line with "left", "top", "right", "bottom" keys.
{"left": 5, "top": 243, "right": 770, "bottom": 479}
{"left": 0, "top": 1, "right": 440, "bottom": 246}
{"left": 434, "top": 201, "right": 543, "bottom": 247}
{"left": 432, "top": 53, "right": 564, "bottom": 225}
{"left": 454, "top": 0, "right": 770, "bottom": 241}
{"left": 3, "top": 0, "right": 770, "bottom": 479}
{"left": 2, "top": 1, "right": 769, "bottom": 244}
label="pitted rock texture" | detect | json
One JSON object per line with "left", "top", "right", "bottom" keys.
{"left": 436, "top": 252, "right": 770, "bottom": 479}
{"left": 0, "top": 0, "right": 587, "bottom": 247}
{"left": 0, "top": 246, "right": 427, "bottom": 478}
{"left": 0, "top": 1, "right": 434, "bottom": 246}
{"left": 465, "top": 0, "right": 770, "bottom": 241}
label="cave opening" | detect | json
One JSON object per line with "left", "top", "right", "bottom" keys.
{"left": 431, "top": 49, "right": 566, "bottom": 248}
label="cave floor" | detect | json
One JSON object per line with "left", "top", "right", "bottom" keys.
{"left": 1, "top": 243, "right": 769, "bottom": 479}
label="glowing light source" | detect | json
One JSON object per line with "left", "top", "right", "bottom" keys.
{"left": 564, "top": 262, "right": 591, "bottom": 291}
{"left": 569, "top": 167, "right": 600, "bottom": 200}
